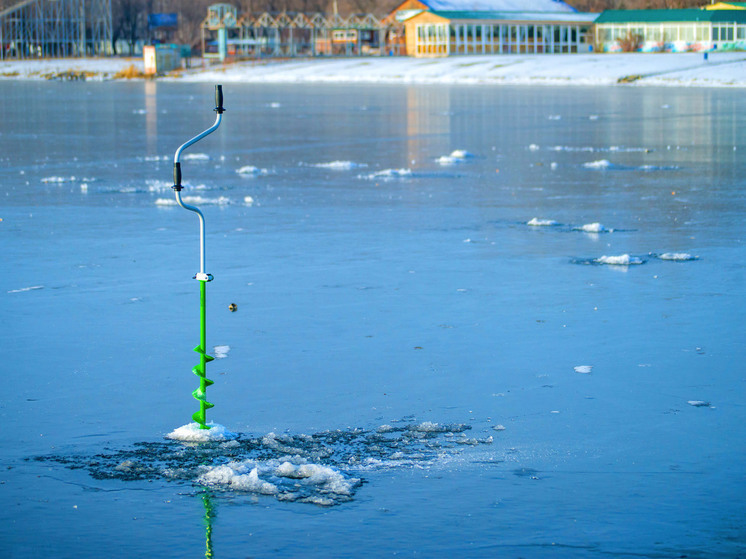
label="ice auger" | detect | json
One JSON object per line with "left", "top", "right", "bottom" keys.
{"left": 172, "top": 85, "right": 225, "bottom": 429}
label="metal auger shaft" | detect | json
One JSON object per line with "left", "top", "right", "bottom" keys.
{"left": 172, "top": 84, "right": 225, "bottom": 430}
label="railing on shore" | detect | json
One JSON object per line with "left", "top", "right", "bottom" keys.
{"left": 0, "top": 0, "right": 112, "bottom": 60}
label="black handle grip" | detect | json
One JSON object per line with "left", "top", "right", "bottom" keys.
{"left": 215, "top": 85, "right": 225, "bottom": 114}
{"left": 172, "top": 162, "right": 182, "bottom": 191}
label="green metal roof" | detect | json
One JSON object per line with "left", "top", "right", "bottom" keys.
{"left": 595, "top": 9, "right": 746, "bottom": 24}
{"left": 427, "top": 10, "right": 598, "bottom": 23}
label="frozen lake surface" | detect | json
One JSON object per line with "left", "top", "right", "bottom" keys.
{"left": 1, "top": 81, "right": 745, "bottom": 557}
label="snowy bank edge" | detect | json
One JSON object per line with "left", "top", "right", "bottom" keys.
{"left": 3, "top": 54, "right": 746, "bottom": 88}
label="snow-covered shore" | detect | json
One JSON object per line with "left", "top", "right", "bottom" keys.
{"left": 1, "top": 52, "right": 745, "bottom": 87}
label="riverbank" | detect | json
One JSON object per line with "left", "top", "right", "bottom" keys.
{"left": 1, "top": 52, "right": 745, "bottom": 87}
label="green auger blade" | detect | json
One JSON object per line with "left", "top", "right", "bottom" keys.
{"left": 192, "top": 387, "right": 215, "bottom": 406}
{"left": 192, "top": 398, "right": 215, "bottom": 429}
{"left": 194, "top": 345, "right": 215, "bottom": 361}
{"left": 192, "top": 365, "right": 215, "bottom": 385}
{"left": 193, "top": 409, "right": 207, "bottom": 426}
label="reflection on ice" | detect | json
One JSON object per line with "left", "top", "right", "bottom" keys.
{"left": 36, "top": 421, "right": 494, "bottom": 506}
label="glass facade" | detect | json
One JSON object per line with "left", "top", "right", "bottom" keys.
{"left": 596, "top": 21, "right": 746, "bottom": 52}
{"left": 415, "top": 22, "right": 589, "bottom": 56}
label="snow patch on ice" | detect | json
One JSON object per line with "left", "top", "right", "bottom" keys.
{"left": 236, "top": 165, "right": 271, "bottom": 176}
{"left": 527, "top": 217, "right": 558, "bottom": 227}
{"left": 309, "top": 161, "right": 367, "bottom": 170}
{"left": 595, "top": 254, "right": 644, "bottom": 266}
{"left": 7, "top": 285, "right": 44, "bottom": 294}
{"left": 659, "top": 252, "right": 697, "bottom": 261}
{"left": 182, "top": 153, "right": 211, "bottom": 161}
{"left": 145, "top": 179, "right": 172, "bottom": 192}
{"left": 582, "top": 159, "right": 673, "bottom": 171}
{"left": 687, "top": 400, "right": 713, "bottom": 408}
{"left": 578, "top": 222, "right": 608, "bottom": 233}
{"left": 583, "top": 159, "right": 613, "bottom": 169}
{"left": 408, "top": 421, "right": 469, "bottom": 433}
{"left": 41, "top": 176, "right": 78, "bottom": 183}
{"left": 550, "top": 145, "right": 650, "bottom": 153}
{"left": 198, "top": 458, "right": 360, "bottom": 504}
{"left": 213, "top": 345, "right": 230, "bottom": 359}
{"left": 155, "top": 196, "right": 231, "bottom": 206}
{"left": 639, "top": 164, "right": 680, "bottom": 171}
{"left": 200, "top": 463, "right": 278, "bottom": 495}
{"left": 360, "top": 168, "right": 413, "bottom": 180}
{"left": 550, "top": 145, "right": 596, "bottom": 152}
{"left": 436, "top": 149, "right": 474, "bottom": 165}
{"left": 609, "top": 146, "right": 650, "bottom": 152}
{"left": 166, "top": 422, "right": 238, "bottom": 442}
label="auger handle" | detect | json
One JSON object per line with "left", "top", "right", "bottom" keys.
{"left": 172, "top": 84, "right": 225, "bottom": 276}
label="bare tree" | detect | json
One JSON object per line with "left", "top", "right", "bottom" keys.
{"left": 111, "top": 0, "right": 148, "bottom": 54}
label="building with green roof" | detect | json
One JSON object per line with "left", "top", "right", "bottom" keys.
{"left": 390, "top": 0, "right": 598, "bottom": 56}
{"left": 595, "top": 7, "right": 746, "bottom": 52}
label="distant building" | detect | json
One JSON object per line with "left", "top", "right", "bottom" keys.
{"left": 200, "top": 4, "right": 395, "bottom": 59}
{"left": 595, "top": 4, "right": 746, "bottom": 53}
{"left": 387, "top": 0, "right": 598, "bottom": 56}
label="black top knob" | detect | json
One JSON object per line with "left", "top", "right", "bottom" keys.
{"left": 215, "top": 85, "right": 225, "bottom": 114}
